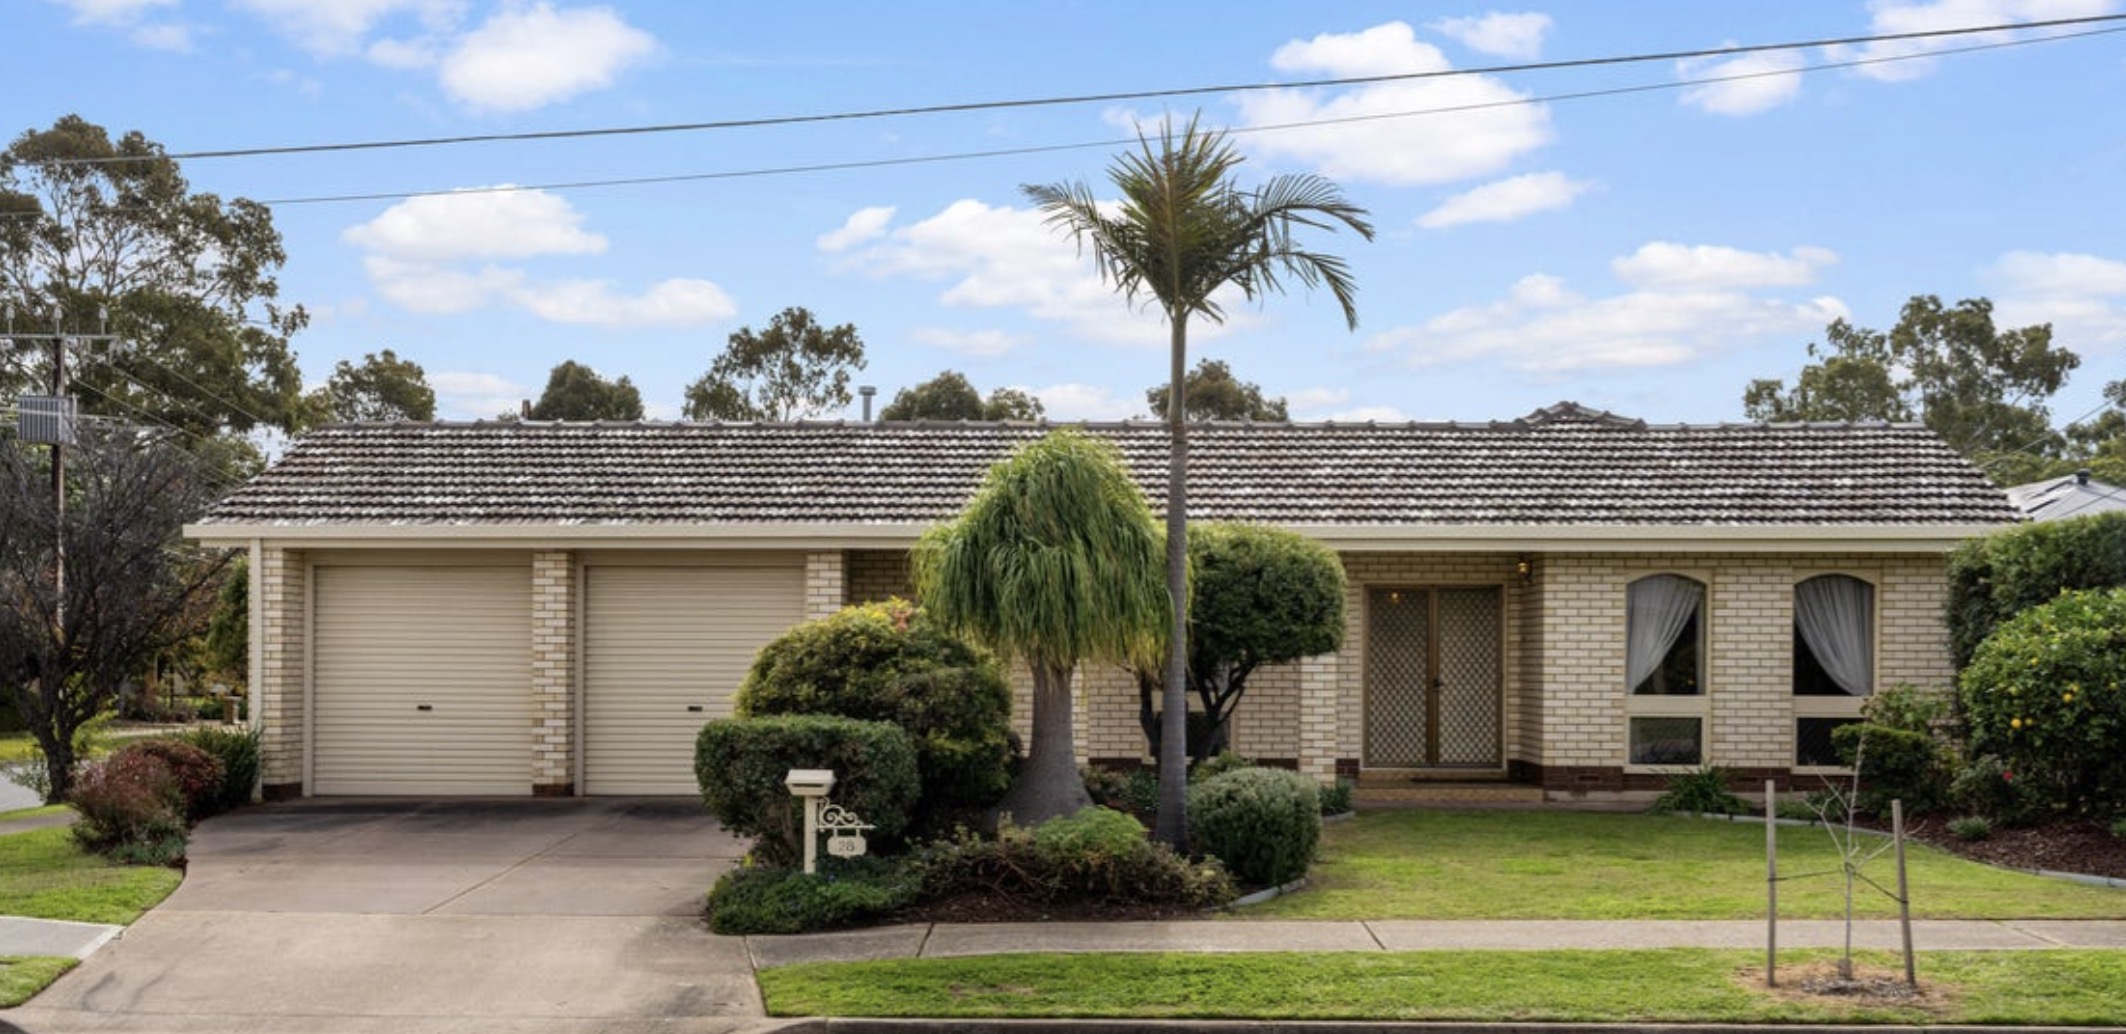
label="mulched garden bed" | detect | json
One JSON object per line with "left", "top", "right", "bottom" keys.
{"left": 1896, "top": 816, "right": 2126, "bottom": 881}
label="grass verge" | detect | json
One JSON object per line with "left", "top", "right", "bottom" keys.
{"left": 1, "top": 957, "right": 79, "bottom": 1009}
{"left": 0, "top": 825, "right": 183, "bottom": 925}
{"left": 1240, "top": 810, "right": 2126, "bottom": 920}
{"left": 0, "top": 731, "right": 36, "bottom": 765}
{"left": 759, "top": 949, "right": 2126, "bottom": 1024}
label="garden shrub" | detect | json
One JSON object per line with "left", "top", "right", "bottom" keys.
{"left": 173, "top": 725, "right": 260, "bottom": 815}
{"left": 695, "top": 715, "right": 920, "bottom": 867}
{"left": 704, "top": 856, "right": 915, "bottom": 935}
{"left": 68, "top": 750, "right": 188, "bottom": 863}
{"left": 110, "top": 739, "right": 223, "bottom": 822}
{"left": 1188, "top": 750, "right": 1254, "bottom": 784}
{"left": 915, "top": 809, "right": 1233, "bottom": 908}
{"left": 1949, "top": 755, "right": 2043, "bottom": 826}
{"left": 1649, "top": 766, "right": 1748, "bottom": 816}
{"left": 737, "top": 599, "right": 1014, "bottom": 831}
{"left": 1949, "top": 815, "right": 1994, "bottom": 842}
{"left": 1831, "top": 723, "right": 1952, "bottom": 816}
{"left": 1959, "top": 587, "right": 2126, "bottom": 815}
{"left": 1319, "top": 778, "right": 1354, "bottom": 817}
{"left": 1082, "top": 765, "right": 1159, "bottom": 824}
{"left": 1947, "top": 512, "right": 2126, "bottom": 668}
{"left": 1861, "top": 682, "right": 1952, "bottom": 736}
{"left": 1187, "top": 767, "right": 1321, "bottom": 888}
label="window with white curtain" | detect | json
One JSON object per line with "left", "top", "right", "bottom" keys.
{"left": 1793, "top": 573, "right": 1876, "bottom": 768}
{"left": 1625, "top": 574, "right": 1708, "bottom": 766}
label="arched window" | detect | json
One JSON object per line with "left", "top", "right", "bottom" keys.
{"left": 1626, "top": 574, "right": 1707, "bottom": 766}
{"left": 1793, "top": 573, "right": 1876, "bottom": 768}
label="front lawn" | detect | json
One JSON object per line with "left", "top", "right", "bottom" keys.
{"left": 0, "top": 824, "right": 183, "bottom": 925}
{"left": 0, "top": 731, "right": 37, "bottom": 765}
{"left": 0, "top": 957, "right": 78, "bottom": 1009}
{"left": 1240, "top": 810, "right": 2126, "bottom": 920}
{"left": 759, "top": 949, "right": 2126, "bottom": 1024}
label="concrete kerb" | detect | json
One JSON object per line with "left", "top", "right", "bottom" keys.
{"left": 770, "top": 1021, "right": 2126, "bottom": 1034}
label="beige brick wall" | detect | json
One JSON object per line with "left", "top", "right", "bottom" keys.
{"left": 530, "top": 551, "right": 575, "bottom": 791}
{"left": 846, "top": 549, "right": 912, "bottom": 604}
{"left": 803, "top": 551, "right": 845, "bottom": 621}
{"left": 255, "top": 546, "right": 306, "bottom": 791}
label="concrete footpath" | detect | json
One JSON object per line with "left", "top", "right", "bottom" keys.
{"left": 744, "top": 917, "right": 2126, "bottom": 968}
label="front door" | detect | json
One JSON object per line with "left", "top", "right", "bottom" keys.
{"left": 1364, "top": 586, "right": 1502, "bottom": 769}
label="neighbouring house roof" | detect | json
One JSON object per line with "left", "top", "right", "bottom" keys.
{"left": 2004, "top": 470, "right": 2126, "bottom": 521}
{"left": 193, "top": 402, "right": 2018, "bottom": 534}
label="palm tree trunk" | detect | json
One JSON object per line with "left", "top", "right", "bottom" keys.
{"left": 996, "top": 660, "right": 1092, "bottom": 827}
{"left": 1154, "top": 316, "right": 1190, "bottom": 850}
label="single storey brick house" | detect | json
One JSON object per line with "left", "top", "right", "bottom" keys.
{"left": 186, "top": 402, "right": 2018, "bottom": 801}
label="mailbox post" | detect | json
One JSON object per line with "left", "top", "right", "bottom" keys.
{"left": 784, "top": 769, "right": 836, "bottom": 875}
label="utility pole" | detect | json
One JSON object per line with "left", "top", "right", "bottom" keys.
{"left": 4, "top": 302, "right": 118, "bottom": 635}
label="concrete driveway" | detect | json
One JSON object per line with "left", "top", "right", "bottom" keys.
{"left": 5, "top": 798, "right": 789, "bottom": 1034}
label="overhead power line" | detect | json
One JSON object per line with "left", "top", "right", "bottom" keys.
{"left": 248, "top": 23, "right": 2123, "bottom": 209}
{"left": 31, "top": 13, "right": 2126, "bottom": 167}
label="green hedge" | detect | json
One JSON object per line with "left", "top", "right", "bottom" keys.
{"left": 1959, "top": 587, "right": 2126, "bottom": 815}
{"left": 1832, "top": 723, "right": 1952, "bottom": 816}
{"left": 705, "top": 857, "right": 914, "bottom": 935}
{"left": 1187, "top": 767, "right": 1321, "bottom": 888}
{"left": 695, "top": 715, "right": 920, "bottom": 867}
{"left": 1948, "top": 512, "right": 2126, "bottom": 668}
{"left": 738, "top": 599, "right": 1014, "bottom": 829}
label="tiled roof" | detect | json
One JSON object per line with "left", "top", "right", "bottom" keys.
{"left": 198, "top": 403, "right": 2020, "bottom": 528}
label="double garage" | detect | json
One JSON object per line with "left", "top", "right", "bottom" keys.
{"left": 306, "top": 552, "right": 805, "bottom": 796}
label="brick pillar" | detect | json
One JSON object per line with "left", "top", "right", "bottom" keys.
{"left": 255, "top": 545, "right": 306, "bottom": 799}
{"left": 530, "top": 551, "right": 576, "bottom": 795}
{"left": 1298, "top": 652, "right": 1340, "bottom": 783}
{"left": 803, "top": 550, "right": 845, "bottom": 621}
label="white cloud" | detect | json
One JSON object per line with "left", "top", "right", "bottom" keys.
{"left": 1418, "top": 171, "right": 1590, "bottom": 228}
{"left": 832, "top": 199, "right": 1247, "bottom": 346}
{"left": 1285, "top": 387, "right": 1412, "bottom": 422}
{"left": 1611, "top": 242, "right": 1837, "bottom": 291}
{"left": 342, "top": 188, "right": 607, "bottom": 262}
{"left": 1677, "top": 47, "right": 1808, "bottom": 115}
{"left": 129, "top": 21, "right": 192, "bottom": 50}
{"left": 1370, "top": 244, "right": 1850, "bottom": 373}
{"left": 1023, "top": 383, "right": 1143, "bottom": 421}
{"left": 347, "top": 187, "right": 733, "bottom": 327}
{"left": 1235, "top": 21, "right": 1554, "bottom": 186}
{"left": 439, "top": 2, "right": 657, "bottom": 112}
{"left": 48, "top": 0, "right": 173, "bottom": 24}
{"left": 910, "top": 327, "right": 1025, "bottom": 357}
{"left": 1321, "top": 404, "right": 1413, "bottom": 423}
{"left": 1985, "top": 250, "right": 2126, "bottom": 350}
{"left": 233, "top": 0, "right": 463, "bottom": 57}
{"left": 1835, "top": 0, "right": 2118, "bottom": 82}
{"left": 817, "top": 206, "right": 896, "bottom": 252}
{"left": 1430, "top": 12, "right": 1552, "bottom": 59}
{"left": 431, "top": 370, "right": 527, "bottom": 419}
{"left": 515, "top": 277, "right": 737, "bottom": 327}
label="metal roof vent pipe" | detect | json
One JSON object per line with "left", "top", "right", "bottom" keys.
{"left": 2077, "top": 468, "right": 2092, "bottom": 486}
{"left": 859, "top": 385, "right": 876, "bottom": 423}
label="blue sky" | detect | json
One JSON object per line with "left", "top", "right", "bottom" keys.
{"left": 10, "top": 0, "right": 2126, "bottom": 427}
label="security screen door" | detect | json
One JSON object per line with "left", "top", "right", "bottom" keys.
{"left": 1364, "top": 586, "right": 1503, "bottom": 768}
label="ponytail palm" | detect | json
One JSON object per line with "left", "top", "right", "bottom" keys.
{"left": 913, "top": 431, "right": 1168, "bottom": 826}
{"left": 1024, "top": 115, "right": 1373, "bottom": 848}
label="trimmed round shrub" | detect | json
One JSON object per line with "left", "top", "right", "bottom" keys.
{"left": 1187, "top": 767, "right": 1321, "bottom": 888}
{"left": 705, "top": 856, "right": 915, "bottom": 935}
{"left": 68, "top": 750, "right": 188, "bottom": 862}
{"left": 174, "top": 725, "right": 261, "bottom": 816}
{"left": 738, "top": 599, "right": 1014, "bottom": 828}
{"left": 914, "top": 810, "right": 1233, "bottom": 908}
{"left": 1948, "top": 512, "right": 2126, "bottom": 667}
{"left": 1831, "top": 723, "right": 1952, "bottom": 817}
{"left": 111, "top": 739, "right": 223, "bottom": 821}
{"left": 695, "top": 714, "right": 920, "bottom": 867}
{"left": 1959, "top": 587, "right": 2126, "bottom": 815}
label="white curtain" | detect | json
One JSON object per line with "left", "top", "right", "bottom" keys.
{"left": 1796, "top": 575, "right": 1874, "bottom": 696}
{"left": 1626, "top": 575, "right": 1703, "bottom": 693}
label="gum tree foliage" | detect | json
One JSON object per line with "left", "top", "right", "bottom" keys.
{"left": 2033, "top": 378, "right": 2126, "bottom": 484}
{"left": 527, "top": 360, "right": 643, "bottom": 421}
{"left": 0, "top": 116, "right": 307, "bottom": 442}
{"left": 0, "top": 427, "right": 228, "bottom": 802}
{"left": 311, "top": 349, "right": 435, "bottom": 423}
{"left": 912, "top": 431, "right": 1167, "bottom": 826}
{"left": 1743, "top": 295, "right": 2080, "bottom": 480}
{"left": 1145, "top": 358, "right": 1289, "bottom": 422}
{"left": 683, "top": 306, "right": 866, "bottom": 421}
{"left": 1024, "top": 115, "right": 1372, "bottom": 848}
{"left": 881, "top": 370, "right": 1047, "bottom": 422}
{"left": 1132, "top": 523, "right": 1346, "bottom": 764}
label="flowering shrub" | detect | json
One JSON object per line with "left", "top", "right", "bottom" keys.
{"left": 112, "top": 739, "right": 224, "bottom": 821}
{"left": 69, "top": 751, "right": 188, "bottom": 863}
{"left": 1959, "top": 587, "right": 2126, "bottom": 815}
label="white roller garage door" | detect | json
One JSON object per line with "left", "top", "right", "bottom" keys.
{"left": 582, "top": 562, "right": 805, "bottom": 794}
{"left": 311, "top": 564, "right": 533, "bottom": 795}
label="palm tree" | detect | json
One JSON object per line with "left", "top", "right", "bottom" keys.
{"left": 1024, "top": 115, "right": 1373, "bottom": 848}
{"left": 912, "top": 431, "right": 1168, "bottom": 826}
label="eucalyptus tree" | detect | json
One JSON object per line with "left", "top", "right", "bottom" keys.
{"left": 1023, "top": 116, "right": 1373, "bottom": 847}
{"left": 911, "top": 431, "right": 1167, "bottom": 825}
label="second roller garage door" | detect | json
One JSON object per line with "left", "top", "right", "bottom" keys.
{"left": 581, "top": 562, "right": 806, "bottom": 794}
